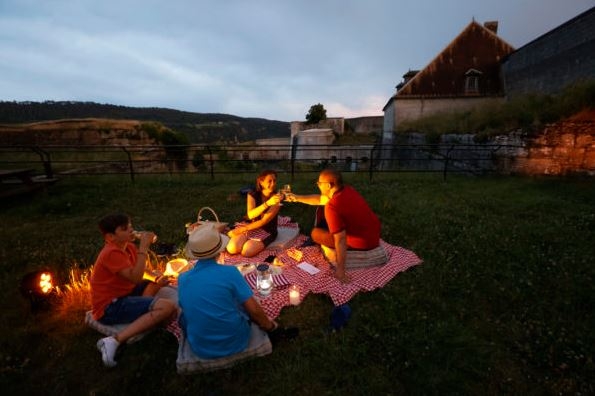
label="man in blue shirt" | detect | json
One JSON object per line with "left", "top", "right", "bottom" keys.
{"left": 178, "top": 224, "right": 278, "bottom": 360}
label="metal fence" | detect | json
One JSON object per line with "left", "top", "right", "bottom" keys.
{"left": 0, "top": 142, "right": 522, "bottom": 182}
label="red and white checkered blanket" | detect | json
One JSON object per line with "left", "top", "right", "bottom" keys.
{"left": 166, "top": 218, "right": 422, "bottom": 341}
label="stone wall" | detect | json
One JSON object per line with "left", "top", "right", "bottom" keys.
{"left": 502, "top": 7, "right": 595, "bottom": 97}
{"left": 387, "top": 110, "right": 595, "bottom": 176}
{"left": 507, "top": 111, "right": 595, "bottom": 175}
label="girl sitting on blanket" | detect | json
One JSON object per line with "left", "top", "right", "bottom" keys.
{"left": 226, "top": 169, "right": 284, "bottom": 257}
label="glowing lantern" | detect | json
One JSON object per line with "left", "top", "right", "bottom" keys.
{"left": 20, "top": 270, "right": 57, "bottom": 310}
{"left": 38, "top": 272, "right": 53, "bottom": 294}
{"left": 163, "top": 258, "right": 191, "bottom": 277}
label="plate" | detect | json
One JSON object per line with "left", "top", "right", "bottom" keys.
{"left": 235, "top": 263, "right": 256, "bottom": 276}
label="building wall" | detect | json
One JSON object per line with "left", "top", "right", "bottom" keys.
{"left": 394, "top": 96, "right": 505, "bottom": 123}
{"left": 502, "top": 7, "right": 595, "bottom": 97}
{"left": 383, "top": 102, "right": 395, "bottom": 134}
{"left": 290, "top": 118, "right": 345, "bottom": 137}
{"left": 345, "top": 116, "right": 383, "bottom": 134}
{"left": 292, "top": 129, "right": 335, "bottom": 161}
{"left": 290, "top": 116, "right": 382, "bottom": 137}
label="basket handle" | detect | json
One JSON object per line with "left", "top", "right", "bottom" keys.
{"left": 197, "top": 206, "right": 220, "bottom": 223}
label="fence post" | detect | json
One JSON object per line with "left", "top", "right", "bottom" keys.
{"left": 369, "top": 146, "right": 376, "bottom": 181}
{"left": 31, "top": 146, "right": 53, "bottom": 179}
{"left": 121, "top": 147, "right": 135, "bottom": 182}
{"left": 206, "top": 146, "right": 214, "bottom": 180}
{"left": 443, "top": 145, "right": 454, "bottom": 181}
{"left": 290, "top": 141, "right": 297, "bottom": 182}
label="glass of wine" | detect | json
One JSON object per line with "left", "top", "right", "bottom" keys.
{"left": 280, "top": 184, "right": 291, "bottom": 201}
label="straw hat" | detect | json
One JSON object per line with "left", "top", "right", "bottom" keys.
{"left": 184, "top": 223, "right": 230, "bottom": 260}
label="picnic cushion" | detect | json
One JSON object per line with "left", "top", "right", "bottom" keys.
{"left": 270, "top": 226, "right": 300, "bottom": 249}
{"left": 176, "top": 322, "right": 272, "bottom": 374}
{"left": 321, "top": 245, "right": 388, "bottom": 269}
{"left": 84, "top": 286, "right": 179, "bottom": 343}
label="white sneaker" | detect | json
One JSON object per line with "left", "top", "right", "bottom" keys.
{"left": 97, "top": 336, "right": 119, "bottom": 367}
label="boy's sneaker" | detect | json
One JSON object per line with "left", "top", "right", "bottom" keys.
{"left": 97, "top": 336, "right": 119, "bottom": 367}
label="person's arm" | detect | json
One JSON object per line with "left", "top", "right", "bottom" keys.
{"left": 333, "top": 230, "right": 350, "bottom": 283}
{"left": 243, "top": 296, "right": 277, "bottom": 331}
{"left": 286, "top": 193, "right": 329, "bottom": 206}
{"left": 117, "top": 232, "right": 155, "bottom": 283}
{"left": 245, "top": 193, "right": 282, "bottom": 223}
{"left": 229, "top": 194, "right": 282, "bottom": 238}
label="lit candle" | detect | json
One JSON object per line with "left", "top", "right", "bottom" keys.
{"left": 289, "top": 285, "right": 300, "bottom": 305}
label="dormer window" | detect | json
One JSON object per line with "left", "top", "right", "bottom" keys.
{"left": 464, "top": 68, "right": 483, "bottom": 94}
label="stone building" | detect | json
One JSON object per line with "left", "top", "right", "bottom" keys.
{"left": 383, "top": 7, "right": 595, "bottom": 138}
{"left": 382, "top": 20, "right": 515, "bottom": 138}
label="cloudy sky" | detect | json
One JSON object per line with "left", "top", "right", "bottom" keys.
{"left": 1, "top": 0, "right": 593, "bottom": 121}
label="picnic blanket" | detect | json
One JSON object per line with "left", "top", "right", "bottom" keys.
{"left": 166, "top": 216, "right": 422, "bottom": 336}
{"left": 200, "top": 213, "right": 422, "bottom": 317}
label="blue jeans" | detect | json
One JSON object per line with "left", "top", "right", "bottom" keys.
{"left": 100, "top": 281, "right": 155, "bottom": 325}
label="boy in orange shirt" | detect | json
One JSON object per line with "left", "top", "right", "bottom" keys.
{"left": 90, "top": 213, "right": 177, "bottom": 367}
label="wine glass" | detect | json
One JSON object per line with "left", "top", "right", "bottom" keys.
{"left": 280, "top": 184, "right": 291, "bottom": 201}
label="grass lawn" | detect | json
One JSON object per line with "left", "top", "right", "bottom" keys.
{"left": 1, "top": 173, "right": 594, "bottom": 395}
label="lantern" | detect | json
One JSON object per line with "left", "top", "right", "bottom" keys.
{"left": 20, "top": 270, "right": 56, "bottom": 310}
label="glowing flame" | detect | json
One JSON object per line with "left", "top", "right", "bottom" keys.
{"left": 163, "top": 258, "right": 190, "bottom": 277}
{"left": 38, "top": 272, "right": 53, "bottom": 294}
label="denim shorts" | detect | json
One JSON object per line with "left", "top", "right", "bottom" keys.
{"left": 100, "top": 282, "right": 156, "bottom": 325}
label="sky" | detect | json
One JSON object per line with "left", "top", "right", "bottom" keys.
{"left": 1, "top": 0, "right": 593, "bottom": 122}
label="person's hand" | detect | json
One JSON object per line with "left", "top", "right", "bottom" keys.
{"left": 266, "top": 193, "right": 283, "bottom": 207}
{"left": 284, "top": 193, "right": 297, "bottom": 202}
{"left": 155, "top": 274, "right": 172, "bottom": 286}
{"left": 266, "top": 319, "right": 279, "bottom": 332}
{"left": 150, "top": 270, "right": 170, "bottom": 286}
{"left": 334, "top": 269, "right": 351, "bottom": 284}
{"left": 228, "top": 227, "right": 245, "bottom": 238}
{"left": 140, "top": 231, "right": 157, "bottom": 245}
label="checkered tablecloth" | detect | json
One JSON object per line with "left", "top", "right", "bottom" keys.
{"left": 220, "top": 231, "right": 422, "bottom": 315}
{"left": 167, "top": 217, "right": 422, "bottom": 341}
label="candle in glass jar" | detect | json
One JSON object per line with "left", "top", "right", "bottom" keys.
{"left": 289, "top": 285, "right": 300, "bottom": 305}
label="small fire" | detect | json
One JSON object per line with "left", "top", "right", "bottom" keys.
{"left": 38, "top": 272, "right": 53, "bottom": 294}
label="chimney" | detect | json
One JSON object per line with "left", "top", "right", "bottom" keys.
{"left": 484, "top": 21, "right": 498, "bottom": 34}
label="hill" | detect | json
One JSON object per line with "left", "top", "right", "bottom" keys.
{"left": 0, "top": 101, "right": 290, "bottom": 143}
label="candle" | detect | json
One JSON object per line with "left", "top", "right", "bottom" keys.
{"left": 289, "top": 285, "right": 300, "bottom": 305}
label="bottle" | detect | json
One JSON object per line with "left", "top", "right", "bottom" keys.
{"left": 133, "top": 231, "right": 158, "bottom": 243}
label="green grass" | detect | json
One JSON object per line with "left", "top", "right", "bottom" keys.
{"left": 1, "top": 173, "right": 594, "bottom": 395}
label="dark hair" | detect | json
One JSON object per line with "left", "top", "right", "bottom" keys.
{"left": 320, "top": 168, "right": 343, "bottom": 188}
{"left": 98, "top": 213, "right": 130, "bottom": 235}
{"left": 255, "top": 169, "right": 277, "bottom": 192}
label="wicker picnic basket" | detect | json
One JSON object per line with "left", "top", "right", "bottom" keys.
{"left": 186, "top": 207, "right": 228, "bottom": 234}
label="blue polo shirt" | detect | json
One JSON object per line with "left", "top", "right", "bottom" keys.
{"left": 178, "top": 259, "right": 254, "bottom": 359}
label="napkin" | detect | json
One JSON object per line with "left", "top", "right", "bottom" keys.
{"left": 297, "top": 262, "right": 320, "bottom": 275}
{"left": 245, "top": 272, "right": 291, "bottom": 289}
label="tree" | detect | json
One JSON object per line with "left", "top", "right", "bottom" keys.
{"left": 305, "top": 103, "right": 327, "bottom": 124}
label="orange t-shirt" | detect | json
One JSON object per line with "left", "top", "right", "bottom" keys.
{"left": 90, "top": 241, "right": 138, "bottom": 320}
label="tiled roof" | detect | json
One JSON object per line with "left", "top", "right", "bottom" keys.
{"left": 396, "top": 20, "right": 515, "bottom": 97}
